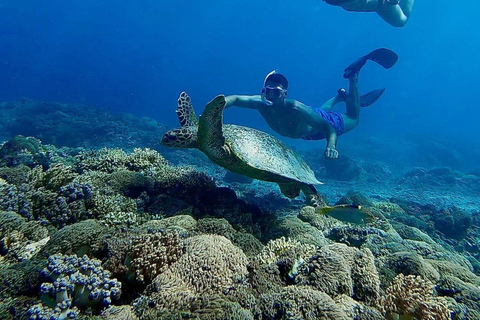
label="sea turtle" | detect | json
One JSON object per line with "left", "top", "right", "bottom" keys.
{"left": 161, "top": 92, "right": 374, "bottom": 224}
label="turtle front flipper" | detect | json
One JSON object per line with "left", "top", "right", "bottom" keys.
{"left": 198, "top": 95, "right": 231, "bottom": 161}
{"left": 176, "top": 91, "right": 198, "bottom": 127}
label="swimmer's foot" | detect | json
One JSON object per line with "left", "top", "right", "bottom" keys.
{"left": 344, "top": 48, "right": 398, "bottom": 79}
{"left": 323, "top": 0, "right": 357, "bottom": 6}
{"left": 360, "top": 88, "right": 385, "bottom": 107}
{"left": 337, "top": 88, "right": 347, "bottom": 101}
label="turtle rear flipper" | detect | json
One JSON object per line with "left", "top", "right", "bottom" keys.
{"left": 278, "top": 183, "right": 301, "bottom": 199}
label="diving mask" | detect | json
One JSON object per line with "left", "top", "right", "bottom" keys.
{"left": 261, "top": 85, "right": 287, "bottom": 106}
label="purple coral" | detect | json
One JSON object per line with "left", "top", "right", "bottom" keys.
{"left": 31, "top": 254, "right": 122, "bottom": 318}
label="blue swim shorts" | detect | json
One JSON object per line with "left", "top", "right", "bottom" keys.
{"left": 302, "top": 108, "right": 345, "bottom": 141}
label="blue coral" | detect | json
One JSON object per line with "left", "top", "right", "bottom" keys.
{"left": 29, "top": 254, "right": 122, "bottom": 319}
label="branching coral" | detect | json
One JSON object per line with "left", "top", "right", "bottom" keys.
{"left": 29, "top": 254, "right": 122, "bottom": 319}
{"left": 128, "top": 231, "right": 184, "bottom": 283}
{"left": 379, "top": 274, "right": 451, "bottom": 320}
{"left": 256, "top": 236, "right": 316, "bottom": 275}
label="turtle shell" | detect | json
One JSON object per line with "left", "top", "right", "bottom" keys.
{"left": 223, "top": 124, "right": 321, "bottom": 185}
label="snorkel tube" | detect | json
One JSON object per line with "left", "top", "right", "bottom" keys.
{"left": 261, "top": 70, "right": 277, "bottom": 106}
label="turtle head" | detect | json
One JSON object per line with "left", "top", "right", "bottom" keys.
{"left": 161, "top": 127, "right": 199, "bottom": 149}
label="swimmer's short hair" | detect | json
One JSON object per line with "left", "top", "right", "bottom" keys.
{"left": 265, "top": 73, "right": 288, "bottom": 89}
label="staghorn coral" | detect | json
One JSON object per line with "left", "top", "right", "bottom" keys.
{"left": 379, "top": 274, "right": 451, "bottom": 320}
{"left": 30, "top": 254, "right": 122, "bottom": 319}
{"left": 76, "top": 148, "right": 129, "bottom": 173}
{"left": 260, "top": 285, "right": 349, "bottom": 320}
{"left": 91, "top": 192, "right": 138, "bottom": 228}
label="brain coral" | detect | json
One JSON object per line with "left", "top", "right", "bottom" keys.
{"left": 260, "top": 285, "right": 349, "bottom": 320}
{"left": 150, "top": 234, "right": 248, "bottom": 310}
{"left": 295, "top": 243, "right": 380, "bottom": 305}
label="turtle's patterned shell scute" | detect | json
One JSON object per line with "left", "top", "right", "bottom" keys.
{"left": 223, "top": 124, "right": 321, "bottom": 185}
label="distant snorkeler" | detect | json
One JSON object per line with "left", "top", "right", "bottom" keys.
{"left": 323, "top": 0, "right": 415, "bottom": 27}
{"left": 224, "top": 48, "right": 398, "bottom": 159}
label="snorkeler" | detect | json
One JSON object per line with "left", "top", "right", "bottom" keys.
{"left": 323, "top": 0, "right": 414, "bottom": 27}
{"left": 224, "top": 48, "right": 398, "bottom": 159}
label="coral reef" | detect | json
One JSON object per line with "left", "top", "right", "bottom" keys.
{"left": 379, "top": 274, "right": 451, "bottom": 320}
{"left": 0, "top": 104, "right": 479, "bottom": 319}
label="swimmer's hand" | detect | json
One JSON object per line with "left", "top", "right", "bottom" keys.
{"left": 325, "top": 146, "right": 339, "bottom": 159}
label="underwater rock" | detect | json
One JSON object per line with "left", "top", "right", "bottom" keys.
{"left": 322, "top": 154, "right": 366, "bottom": 181}
{"left": 336, "top": 190, "right": 373, "bottom": 207}
{"left": 432, "top": 207, "right": 472, "bottom": 240}
{"left": 384, "top": 251, "right": 441, "bottom": 284}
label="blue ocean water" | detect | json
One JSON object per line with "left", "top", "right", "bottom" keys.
{"left": 0, "top": 1, "right": 479, "bottom": 158}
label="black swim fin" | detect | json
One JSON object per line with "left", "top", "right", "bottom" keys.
{"left": 360, "top": 88, "right": 385, "bottom": 107}
{"left": 344, "top": 48, "right": 398, "bottom": 79}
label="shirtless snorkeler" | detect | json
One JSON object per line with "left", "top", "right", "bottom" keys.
{"left": 225, "top": 48, "right": 398, "bottom": 159}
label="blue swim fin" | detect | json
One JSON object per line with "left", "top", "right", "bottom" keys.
{"left": 344, "top": 48, "right": 398, "bottom": 79}
{"left": 360, "top": 88, "right": 385, "bottom": 107}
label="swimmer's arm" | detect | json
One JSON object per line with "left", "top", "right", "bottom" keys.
{"left": 297, "top": 102, "right": 339, "bottom": 158}
{"left": 321, "top": 123, "right": 339, "bottom": 158}
{"left": 224, "top": 95, "right": 263, "bottom": 109}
